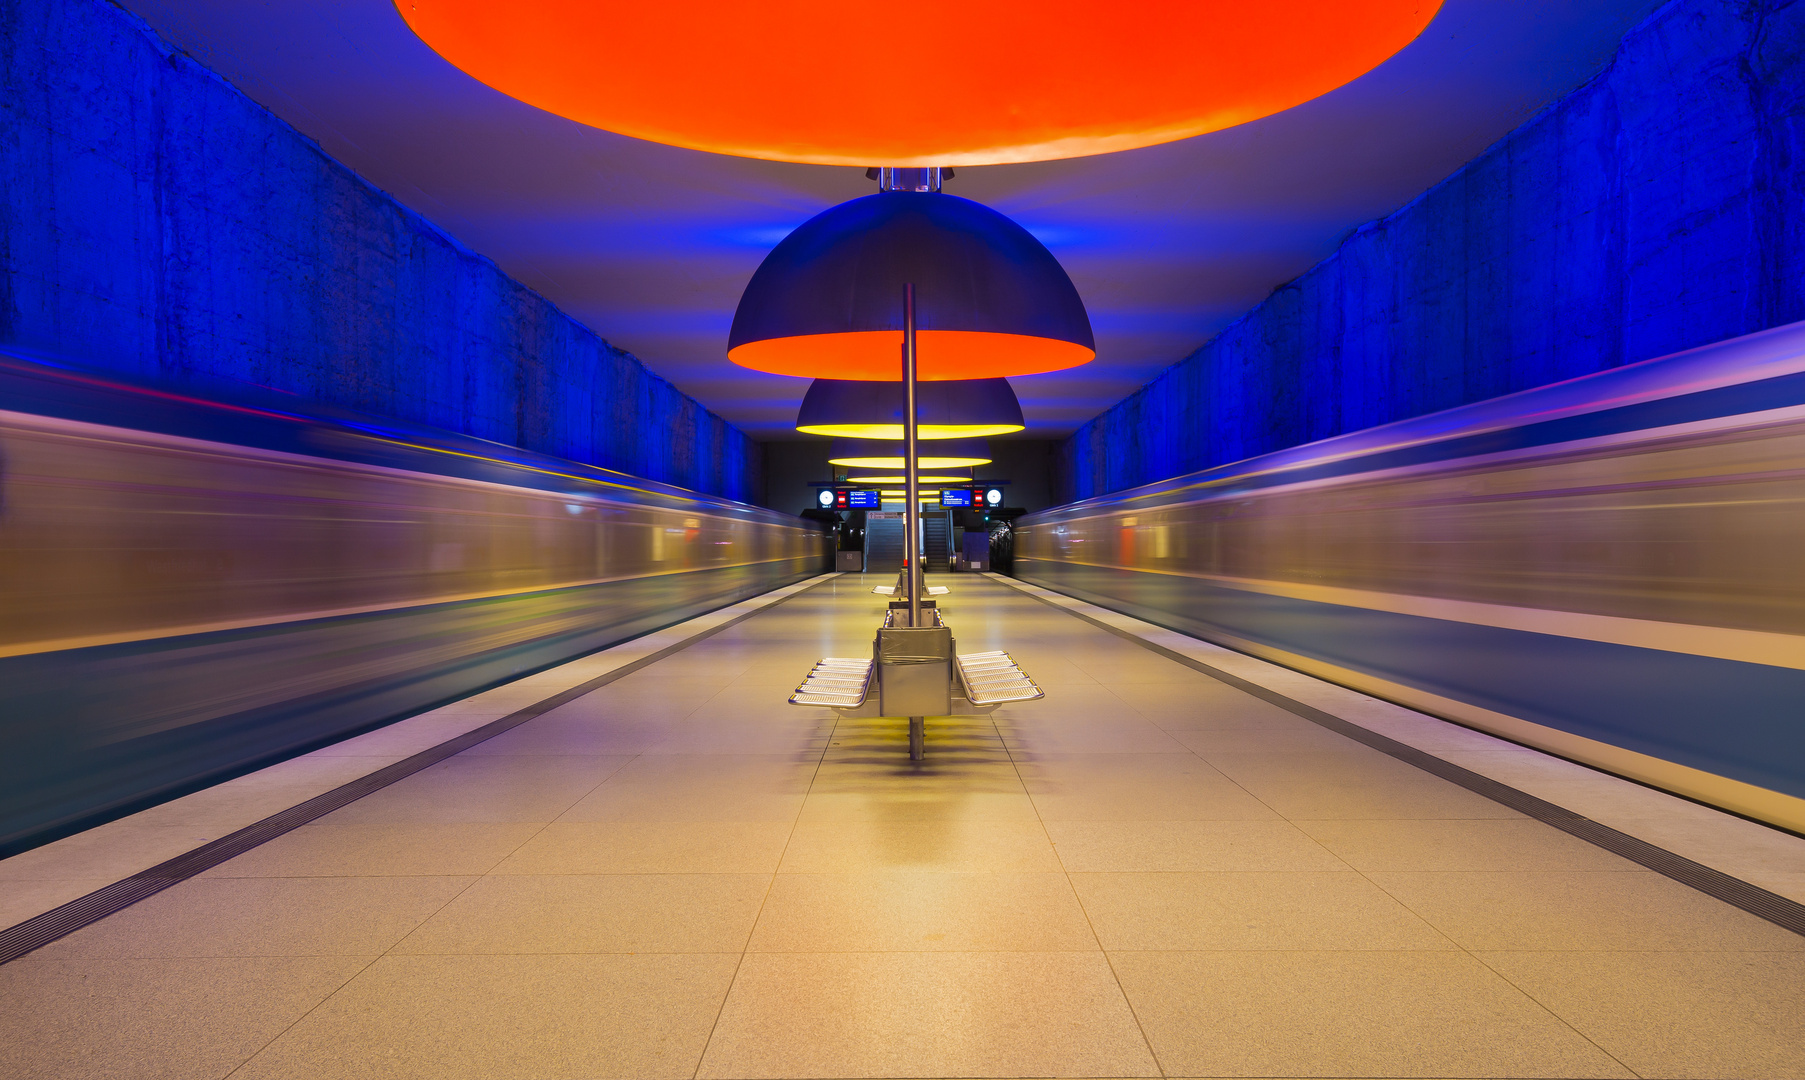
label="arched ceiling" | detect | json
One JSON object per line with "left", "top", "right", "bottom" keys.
{"left": 118, "top": 0, "right": 1663, "bottom": 438}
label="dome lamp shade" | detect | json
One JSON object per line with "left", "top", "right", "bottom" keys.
{"left": 728, "top": 193, "right": 1093, "bottom": 381}
{"left": 797, "top": 377, "right": 1024, "bottom": 439}
{"left": 395, "top": 1, "right": 1443, "bottom": 167}
{"left": 829, "top": 438, "right": 991, "bottom": 470}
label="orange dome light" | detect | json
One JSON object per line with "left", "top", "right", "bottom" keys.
{"left": 397, "top": 1, "right": 1443, "bottom": 166}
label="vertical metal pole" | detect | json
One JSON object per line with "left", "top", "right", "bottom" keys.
{"left": 903, "top": 283, "right": 921, "bottom": 628}
{"left": 903, "top": 284, "right": 925, "bottom": 761}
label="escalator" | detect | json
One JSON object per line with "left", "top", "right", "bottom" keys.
{"left": 922, "top": 511, "right": 950, "bottom": 573}
{"left": 864, "top": 513, "right": 906, "bottom": 575}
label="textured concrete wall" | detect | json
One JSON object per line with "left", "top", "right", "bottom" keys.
{"left": 1055, "top": 0, "right": 1805, "bottom": 503}
{"left": 0, "top": 0, "right": 761, "bottom": 502}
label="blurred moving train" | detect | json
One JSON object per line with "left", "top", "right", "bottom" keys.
{"left": 1018, "top": 320, "right": 1805, "bottom": 833}
{"left": 0, "top": 353, "right": 831, "bottom": 855}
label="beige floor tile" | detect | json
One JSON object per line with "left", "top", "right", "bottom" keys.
{"left": 1235, "top": 778, "right": 1526, "bottom": 820}
{"left": 394, "top": 873, "right": 769, "bottom": 953}
{"left": 808, "top": 758, "right": 1026, "bottom": 793}
{"left": 1371, "top": 870, "right": 1805, "bottom": 951}
{"left": 1603, "top": 813, "right": 1805, "bottom": 876}
{"left": 557, "top": 754, "right": 814, "bottom": 822}
{"left": 797, "top": 789, "right": 1041, "bottom": 823}
{"left": 1197, "top": 748, "right": 1430, "bottom": 786}
{"left": 1438, "top": 748, "right": 1647, "bottom": 789}
{"left": 0, "top": 825, "right": 224, "bottom": 881}
{"left": 458, "top": 718, "right": 686, "bottom": 755}
{"left": 204, "top": 822, "right": 542, "bottom": 878}
{"left": 121, "top": 757, "right": 406, "bottom": 829}
{"left": 1065, "top": 653, "right": 1192, "bottom": 681}
{"left": 1109, "top": 684, "right": 1301, "bottom": 723}
{"left": 1138, "top": 705, "right": 1304, "bottom": 730}
{"left": 1045, "top": 819, "right": 1346, "bottom": 872}
{"left": 605, "top": 752, "right": 819, "bottom": 786}
{"left": 426, "top": 689, "right": 549, "bottom": 714}
{"left": 1014, "top": 750, "right": 1213, "bottom": 777}
{"left": 697, "top": 951, "right": 1159, "bottom": 1078}
{"left": 522, "top": 700, "right": 715, "bottom": 732}
{"left": 778, "top": 820, "right": 1060, "bottom": 873}
{"left": 0, "top": 955, "right": 370, "bottom": 1080}
{"left": 1338, "top": 705, "right": 1519, "bottom": 756}
{"left": 303, "top": 715, "right": 499, "bottom": 757}
{"left": 232, "top": 953, "right": 739, "bottom": 1080}
{"left": 1509, "top": 775, "right": 1734, "bottom": 821}
{"left": 1111, "top": 950, "right": 1633, "bottom": 1078}
{"left": 997, "top": 716, "right": 1192, "bottom": 753}
{"left": 552, "top": 676, "right": 727, "bottom": 703}
{"left": 0, "top": 878, "right": 115, "bottom": 928}
{"left": 1299, "top": 818, "right": 1644, "bottom": 872}
{"left": 1478, "top": 950, "right": 1805, "bottom": 1079}
{"left": 1072, "top": 871, "right": 1451, "bottom": 950}
{"left": 1745, "top": 870, "right": 1805, "bottom": 905}
{"left": 29, "top": 876, "right": 473, "bottom": 958}
{"left": 397, "top": 701, "right": 524, "bottom": 720}
{"left": 492, "top": 820, "right": 792, "bottom": 874}
{"left": 1021, "top": 755, "right": 1279, "bottom": 822}
{"left": 1088, "top": 669, "right": 1233, "bottom": 691}
{"left": 316, "top": 755, "right": 627, "bottom": 824}
{"left": 559, "top": 784, "right": 807, "bottom": 822}
{"left": 1168, "top": 725, "right": 1367, "bottom": 755}
{"left": 748, "top": 871, "right": 1095, "bottom": 952}
{"left": 639, "top": 720, "right": 836, "bottom": 755}
{"left": 1006, "top": 682, "right": 1146, "bottom": 716}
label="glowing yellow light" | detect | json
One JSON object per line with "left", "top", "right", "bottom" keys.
{"left": 830, "top": 453, "right": 990, "bottom": 469}
{"left": 797, "top": 422, "right": 1023, "bottom": 440}
{"left": 845, "top": 475, "right": 972, "bottom": 485}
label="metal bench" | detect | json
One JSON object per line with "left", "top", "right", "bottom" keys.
{"left": 956, "top": 650, "right": 1044, "bottom": 705}
{"left": 787, "top": 657, "right": 874, "bottom": 708}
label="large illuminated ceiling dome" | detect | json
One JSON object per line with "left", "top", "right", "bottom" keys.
{"left": 396, "top": 1, "right": 1443, "bottom": 166}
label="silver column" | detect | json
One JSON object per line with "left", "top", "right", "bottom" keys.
{"left": 902, "top": 282, "right": 921, "bottom": 627}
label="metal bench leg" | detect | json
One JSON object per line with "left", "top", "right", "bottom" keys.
{"left": 908, "top": 717, "right": 925, "bottom": 761}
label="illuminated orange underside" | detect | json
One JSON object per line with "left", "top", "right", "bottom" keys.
{"left": 396, "top": 1, "right": 1443, "bottom": 166}
{"left": 729, "top": 331, "right": 1093, "bottom": 380}
{"left": 798, "top": 424, "right": 1024, "bottom": 440}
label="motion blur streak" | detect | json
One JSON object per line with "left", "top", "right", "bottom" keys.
{"left": 0, "top": 357, "right": 830, "bottom": 855}
{"left": 1017, "top": 320, "right": 1805, "bottom": 832}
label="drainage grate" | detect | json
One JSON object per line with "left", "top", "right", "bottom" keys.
{"left": 1021, "top": 586, "right": 1805, "bottom": 940}
{"left": 0, "top": 582, "right": 821, "bottom": 964}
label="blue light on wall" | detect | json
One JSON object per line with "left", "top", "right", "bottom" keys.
{"left": 1053, "top": 0, "right": 1805, "bottom": 504}
{"left": 2, "top": 0, "right": 762, "bottom": 503}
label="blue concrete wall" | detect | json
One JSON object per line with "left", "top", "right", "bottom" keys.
{"left": 0, "top": 0, "right": 761, "bottom": 502}
{"left": 1054, "top": 0, "right": 1805, "bottom": 502}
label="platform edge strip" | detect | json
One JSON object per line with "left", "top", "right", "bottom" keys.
{"left": 0, "top": 575, "right": 833, "bottom": 965}
{"left": 1009, "top": 579, "right": 1805, "bottom": 940}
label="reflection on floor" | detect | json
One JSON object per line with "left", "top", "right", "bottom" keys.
{"left": 3, "top": 574, "right": 1802, "bottom": 1079}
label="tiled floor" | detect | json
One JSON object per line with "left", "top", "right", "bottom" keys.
{"left": 4, "top": 574, "right": 1804, "bottom": 1079}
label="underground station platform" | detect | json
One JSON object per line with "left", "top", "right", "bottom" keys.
{"left": 3, "top": 573, "right": 1802, "bottom": 1080}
